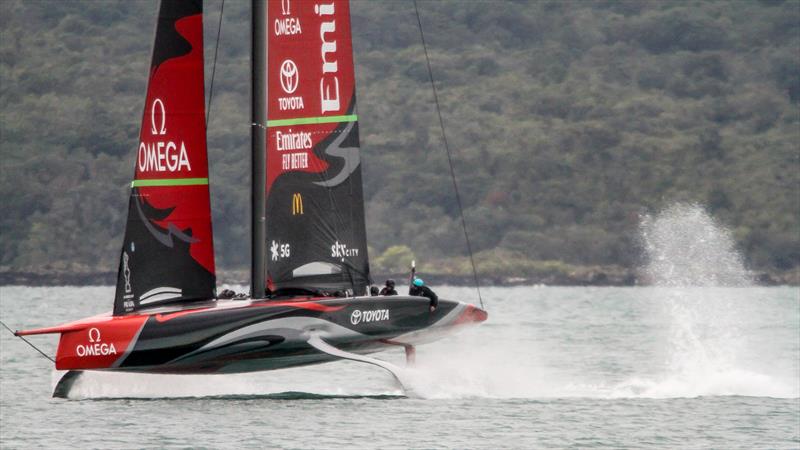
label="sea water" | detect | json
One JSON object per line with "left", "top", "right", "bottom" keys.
{"left": 1, "top": 205, "right": 798, "bottom": 448}
{"left": 1, "top": 285, "right": 797, "bottom": 448}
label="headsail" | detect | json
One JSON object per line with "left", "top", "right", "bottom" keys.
{"left": 114, "top": 0, "right": 215, "bottom": 315}
{"left": 263, "top": 0, "right": 370, "bottom": 295}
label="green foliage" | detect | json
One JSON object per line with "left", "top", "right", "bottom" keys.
{"left": 1, "top": 0, "right": 798, "bottom": 276}
{"left": 373, "top": 245, "right": 415, "bottom": 274}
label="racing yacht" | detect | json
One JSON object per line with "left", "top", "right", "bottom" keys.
{"left": 16, "top": 0, "right": 487, "bottom": 397}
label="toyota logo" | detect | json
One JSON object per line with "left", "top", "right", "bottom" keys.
{"left": 350, "top": 310, "right": 362, "bottom": 325}
{"left": 280, "top": 59, "right": 299, "bottom": 94}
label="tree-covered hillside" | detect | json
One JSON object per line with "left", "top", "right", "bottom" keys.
{"left": 1, "top": 0, "right": 798, "bottom": 281}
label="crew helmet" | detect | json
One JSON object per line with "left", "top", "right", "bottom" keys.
{"left": 386, "top": 279, "right": 395, "bottom": 288}
{"left": 413, "top": 278, "right": 424, "bottom": 287}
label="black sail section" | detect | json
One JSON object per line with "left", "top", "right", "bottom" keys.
{"left": 114, "top": 0, "right": 215, "bottom": 315}
{"left": 266, "top": 101, "right": 370, "bottom": 295}
{"left": 114, "top": 196, "right": 216, "bottom": 314}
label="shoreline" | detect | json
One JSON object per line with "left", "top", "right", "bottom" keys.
{"left": 1, "top": 268, "right": 796, "bottom": 287}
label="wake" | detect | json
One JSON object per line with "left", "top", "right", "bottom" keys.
{"left": 59, "top": 204, "right": 798, "bottom": 401}
{"left": 59, "top": 343, "right": 799, "bottom": 400}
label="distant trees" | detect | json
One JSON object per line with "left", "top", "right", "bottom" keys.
{"left": 373, "top": 245, "right": 415, "bottom": 274}
{"left": 0, "top": 0, "right": 798, "bottom": 277}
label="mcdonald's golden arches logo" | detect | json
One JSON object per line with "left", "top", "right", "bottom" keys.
{"left": 292, "top": 193, "right": 304, "bottom": 215}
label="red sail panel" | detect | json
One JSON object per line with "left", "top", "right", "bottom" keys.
{"left": 264, "top": 0, "right": 371, "bottom": 294}
{"left": 114, "top": 0, "right": 215, "bottom": 315}
{"left": 266, "top": 0, "right": 357, "bottom": 191}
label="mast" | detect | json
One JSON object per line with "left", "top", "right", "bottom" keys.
{"left": 251, "top": 0, "right": 267, "bottom": 298}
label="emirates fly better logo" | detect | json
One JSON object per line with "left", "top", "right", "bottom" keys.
{"left": 280, "top": 59, "right": 299, "bottom": 94}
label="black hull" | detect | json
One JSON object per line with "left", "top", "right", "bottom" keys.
{"left": 119, "top": 296, "right": 477, "bottom": 374}
{"left": 36, "top": 296, "right": 486, "bottom": 377}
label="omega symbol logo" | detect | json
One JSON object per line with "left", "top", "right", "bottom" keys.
{"left": 281, "top": 0, "right": 291, "bottom": 15}
{"left": 88, "top": 328, "right": 101, "bottom": 343}
{"left": 280, "top": 60, "right": 299, "bottom": 94}
{"left": 150, "top": 98, "right": 167, "bottom": 135}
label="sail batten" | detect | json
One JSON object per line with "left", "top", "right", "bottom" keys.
{"left": 267, "top": 114, "right": 358, "bottom": 127}
{"left": 114, "top": 0, "right": 216, "bottom": 315}
{"left": 131, "top": 178, "right": 209, "bottom": 188}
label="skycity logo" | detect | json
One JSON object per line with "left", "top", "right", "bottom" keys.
{"left": 350, "top": 309, "right": 389, "bottom": 325}
{"left": 76, "top": 328, "right": 118, "bottom": 357}
{"left": 331, "top": 241, "right": 358, "bottom": 258}
{"left": 137, "top": 98, "right": 192, "bottom": 173}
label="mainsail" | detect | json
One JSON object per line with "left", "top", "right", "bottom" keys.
{"left": 262, "top": 0, "right": 370, "bottom": 295}
{"left": 114, "top": 0, "right": 215, "bottom": 315}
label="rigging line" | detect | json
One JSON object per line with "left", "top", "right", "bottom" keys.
{"left": 0, "top": 320, "right": 55, "bottom": 363}
{"left": 206, "top": 0, "right": 226, "bottom": 126}
{"left": 413, "top": 0, "right": 484, "bottom": 310}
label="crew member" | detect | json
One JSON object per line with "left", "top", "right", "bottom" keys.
{"left": 409, "top": 278, "right": 438, "bottom": 311}
{"left": 379, "top": 279, "right": 398, "bottom": 296}
{"left": 370, "top": 285, "right": 380, "bottom": 296}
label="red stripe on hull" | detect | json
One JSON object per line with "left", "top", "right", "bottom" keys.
{"left": 55, "top": 316, "right": 148, "bottom": 370}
